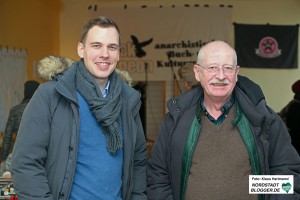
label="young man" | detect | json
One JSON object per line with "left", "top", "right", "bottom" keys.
{"left": 147, "top": 41, "right": 300, "bottom": 200}
{"left": 11, "top": 16, "right": 147, "bottom": 200}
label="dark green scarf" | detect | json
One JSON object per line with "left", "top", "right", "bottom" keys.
{"left": 75, "top": 61, "right": 122, "bottom": 154}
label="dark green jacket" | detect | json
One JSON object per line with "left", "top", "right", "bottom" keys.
{"left": 147, "top": 76, "right": 300, "bottom": 200}
{"left": 180, "top": 101, "right": 261, "bottom": 200}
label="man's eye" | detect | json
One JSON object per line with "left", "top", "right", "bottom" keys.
{"left": 224, "top": 67, "right": 234, "bottom": 73}
{"left": 108, "top": 45, "right": 119, "bottom": 51}
{"left": 224, "top": 67, "right": 233, "bottom": 70}
{"left": 208, "top": 66, "right": 218, "bottom": 71}
{"left": 92, "top": 45, "right": 101, "bottom": 48}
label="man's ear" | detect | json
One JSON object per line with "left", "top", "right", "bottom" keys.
{"left": 77, "top": 42, "right": 84, "bottom": 58}
{"left": 194, "top": 64, "right": 201, "bottom": 82}
{"left": 235, "top": 65, "right": 240, "bottom": 83}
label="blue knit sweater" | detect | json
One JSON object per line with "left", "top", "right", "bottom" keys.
{"left": 69, "top": 92, "right": 123, "bottom": 200}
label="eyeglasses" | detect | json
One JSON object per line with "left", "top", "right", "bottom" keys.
{"left": 196, "top": 64, "right": 237, "bottom": 75}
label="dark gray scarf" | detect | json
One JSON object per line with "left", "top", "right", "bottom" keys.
{"left": 75, "top": 61, "right": 122, "bottom": 154}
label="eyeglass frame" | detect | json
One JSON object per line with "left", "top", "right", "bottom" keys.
{"left": 195, "top": 63, "right": 238, "bottom": 75}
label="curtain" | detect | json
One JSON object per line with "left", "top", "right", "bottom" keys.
{"left": 0, "top": 48, "right": 27, "bottom": 132}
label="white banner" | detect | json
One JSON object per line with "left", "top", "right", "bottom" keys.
{"left": 92, "top": 6, "right": 232, "bottom": 81}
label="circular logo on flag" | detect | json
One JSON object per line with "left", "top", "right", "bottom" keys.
{"left": 255, "top": 36, "right": 281, "bottom": 58}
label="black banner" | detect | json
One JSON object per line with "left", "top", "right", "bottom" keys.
{"left": 234, "top": 23, "right": 298, "bottom": 68}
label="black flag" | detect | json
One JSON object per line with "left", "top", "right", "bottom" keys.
{"left": 234, "top": 23, "right": 298, "bottom": 68}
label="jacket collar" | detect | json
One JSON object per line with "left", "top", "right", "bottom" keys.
{"left": 55, "top": 61, "right": 79, "bottom": 104}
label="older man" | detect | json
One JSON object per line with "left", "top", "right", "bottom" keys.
{"left": 147, "top": 40, "right": 300, "bottom": 200}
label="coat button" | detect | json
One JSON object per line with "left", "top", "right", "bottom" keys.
{"left": 59, "top": 192, "right": 64, "bottom": 196}
{"left": 172, "top": 100, "right": 176, "bottom": 104}
{"left": 69, "top": 146, "right": 73, "bottom": 151}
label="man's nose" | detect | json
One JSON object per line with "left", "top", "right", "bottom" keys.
{"left": 99, "top": 47, "right": 109, "bottom": 57}
{"left": 215, "top": 68, "right": 225, "bottom": 79}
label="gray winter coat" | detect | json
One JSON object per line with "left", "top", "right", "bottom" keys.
{"left": 147, "top": 75, "right": 300, "bottom": 200}
{"left": 11, "top": 62, "right": 147, "bottom": 200}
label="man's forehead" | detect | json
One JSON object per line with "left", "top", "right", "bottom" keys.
{"left": 202, "top": 52, "right": 235, "bottom": 65}
{"left": 86, "top": 27, "right": 119, "bottom": 42}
